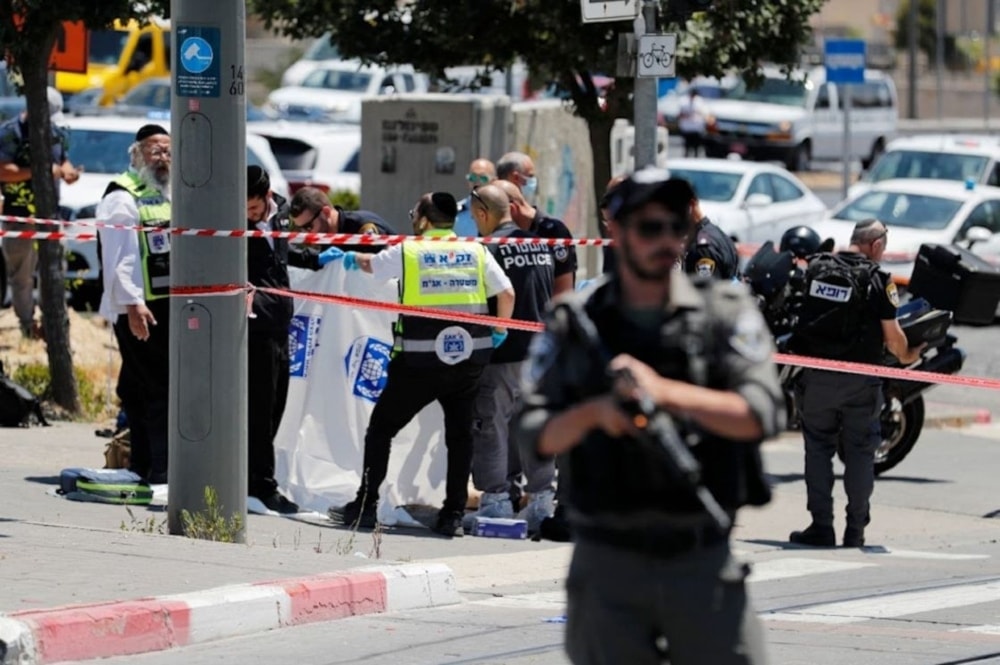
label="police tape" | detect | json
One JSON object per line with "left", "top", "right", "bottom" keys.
{"left": 172, "top": 282, "right": 1000, "bottom": 391}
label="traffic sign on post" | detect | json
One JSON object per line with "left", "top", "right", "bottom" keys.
{"left": 824, "top": 38, "right": 866, "bottom": 84}
{"left": 637, "top": 33, "right": 677, "bottom": 78}
{"left": 581, "top": 0, "right": 638, "bottom": 23}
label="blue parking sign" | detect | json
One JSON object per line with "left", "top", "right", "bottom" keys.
{"left": 825, "top": 39, "right": 866, "bottom": 85}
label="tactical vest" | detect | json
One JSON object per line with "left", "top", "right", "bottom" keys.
{"left": 111, "top": 172, "right": 171, "bottom": 301}
{"left": 394, "top": 229, "right": 492, "bottom": 367}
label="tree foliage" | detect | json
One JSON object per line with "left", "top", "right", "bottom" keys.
{"left": 253, "top": 0, "right": 826, "bottom": 203}
{"left": 0, "top": 0, "right": 167, "bottom": 413}
{"left": 893, "top": 0, "right": 938, "bottom": 60}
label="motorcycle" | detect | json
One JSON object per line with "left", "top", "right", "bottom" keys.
{"left": 744, "top": 241, "right": 966, "bottom": 476}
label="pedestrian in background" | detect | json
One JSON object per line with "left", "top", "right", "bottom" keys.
{"left": 789, "top": 218, "right": 923, "bottom": 548}
{"left": 326, "top": 191, "right": 515, "bottom": 538}
{"left": 0, "top": 87, "right": 80, "bottom": 338}
{"left": 678, "top": 88, "right": 708, "bottom": 157}
{"left": 245, "top": 164, "right": 300, "bottom": 514}
{"left": 518, "top": 167, "right": 782, "bottom": 664}
{"left": 97, "top": 124, "right": 171, "bottom": 484}
{"left": 454, "top": 157, "right": 495, "bottom": 237}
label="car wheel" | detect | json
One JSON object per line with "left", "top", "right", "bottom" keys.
{"left": 786, "top": 142, "right": 811, "bottom": 172}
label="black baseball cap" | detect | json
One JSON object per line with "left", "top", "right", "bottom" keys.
{"left": 606, "top": 168, "right": 697, "bottom": 220}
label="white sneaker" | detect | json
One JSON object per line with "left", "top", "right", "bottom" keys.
{"left": 518, "top": 490, "right": 556, "bottom": 534}
{"left": 462, "top": 491, "right": 514, "bottom": 530}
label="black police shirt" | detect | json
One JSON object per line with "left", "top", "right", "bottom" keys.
{"left": 850, "top": 253, "right": 899, "bottom": 363}
{"left": 683, "top": 217, "right": 739, "bottom": 280}
{"left": 487, "top": 221, "right": 555, "bottom": 363}
{"left": 531, "top": 211, "right": 577, "bottom": 283}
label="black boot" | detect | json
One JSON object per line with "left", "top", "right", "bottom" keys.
{"left": 789, "top": 522, "right": 835, "bottom": 547}
{"left": 843, "top": 525, "right": 866, "bottom": 547}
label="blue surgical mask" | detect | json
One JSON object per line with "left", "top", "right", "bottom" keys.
{"left": 522, "top": 175, "right": 538, "bottom": 197}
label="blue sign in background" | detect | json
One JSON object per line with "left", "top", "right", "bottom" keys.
{"left": 825, "top": 39, "right": 866, "bottom": 85}
{"left": 175, "top": 25, "right": 221, "bottom": 97}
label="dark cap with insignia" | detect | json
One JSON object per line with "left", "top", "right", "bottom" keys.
{"left": 606, "top": 168, "right": 696, "bottom": 220}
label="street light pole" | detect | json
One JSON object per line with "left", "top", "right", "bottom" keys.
{"left": 633, "top": 0, "right": 658, "bottom": 169}
{"left": 167, "top": 0, "right": 248, "bottom": 540}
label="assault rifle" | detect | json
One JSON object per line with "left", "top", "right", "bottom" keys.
{"left": 555, "top": 299, "right": 732, "bottom": 534}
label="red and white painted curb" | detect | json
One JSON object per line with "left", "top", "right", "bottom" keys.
{"left": 0, "top": 563, "right": 458, "bottom": 664}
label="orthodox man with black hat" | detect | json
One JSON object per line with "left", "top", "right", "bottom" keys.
{"left": 516, "top": 168, "right": 784, "bottom": 664}
{"left": 244, "top": 165, "right": 302, "bottom": 513}
{"left": 326, "top": 191, "right": 515, "bottom": 538}
{"left": 97, "top": 124, "right": 172, "bottom": 484}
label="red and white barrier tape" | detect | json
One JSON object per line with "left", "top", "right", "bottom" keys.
{"left": 170, "top": 282, "right": 1000, "bottom": 391}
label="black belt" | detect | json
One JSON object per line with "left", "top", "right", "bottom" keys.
{"left": 574, "top": 521, "right": 728, "bottom": 558}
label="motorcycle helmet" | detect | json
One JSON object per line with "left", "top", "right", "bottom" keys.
{"left": 779, "top": 226, "right": 823, "bottom": 259}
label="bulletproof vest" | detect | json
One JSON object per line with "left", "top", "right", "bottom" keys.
{"left": 791, "top": 252, "right": 877, "bottom": 360}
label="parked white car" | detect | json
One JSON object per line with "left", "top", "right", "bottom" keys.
{"left": 849, "top": 134, "right": 1000, "bottom": 199}
{"left": 267, "top": 60, "right": 429, "bottom": 124}
{"left": 247, "top": 119, "right": 361, "bottom": 196}
{"left": 60, "top": 115, "right": 290, "bottom": 309}
{"left": 812, "top": 179, "right": 1000, "bottom": 279}
{"left": 666, "top": 158, "right": 827, "bottom": 243}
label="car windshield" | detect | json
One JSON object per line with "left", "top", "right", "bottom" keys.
{"left": 730, "top": 77, "right": 809, "bottom": 107}
{"left": 303, "top": 34, "right": 340, "bottom": 61}
{"left": 89, "top": 30, "right": 129, "bottom": 66}
{"left": 301, "top": 68, "right": 371, "bottom": 92}
{"left": 867, "top": 150, "right": 990, "bottom": 183}
{"left": 66, "top": 128, "right": 269, "bottom": 174}
{"left": 667, "top": 168, "right": 742, "bottom": 202}
{"left": 832, "top": 191, "right": 964, "bottom": 230}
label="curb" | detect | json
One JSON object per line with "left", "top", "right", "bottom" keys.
{"left": 924, "top": 408, "right": 992, "bottom": 429}
{"left": 0, "top": 563, "right": 458, "bottom": 665}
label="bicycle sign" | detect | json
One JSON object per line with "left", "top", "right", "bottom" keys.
{"left": 637, "top": 34, "right": 677, "bottom": 78}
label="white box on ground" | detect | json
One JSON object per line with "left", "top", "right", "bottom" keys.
{"left": 637, "top": 34, "right": 677, "bottom": 78}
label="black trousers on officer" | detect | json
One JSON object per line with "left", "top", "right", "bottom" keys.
{"left": 356, "top": 355, "right": 483, "bottom": 517}
{"left": 248, "top": 332, "right": 290, "bottom": 499}
{"left": 113, "top": 298, "right": 170, "bottom": 482}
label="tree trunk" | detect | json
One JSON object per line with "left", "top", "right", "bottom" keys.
{"left": 21, "top": 31, "right": 80, "bottom": 414}
{"left": 588, "top": 116, "right": 615, "bottom": 210}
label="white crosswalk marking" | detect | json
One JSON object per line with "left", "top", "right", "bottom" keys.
{"left": 748, "top": 557, "right": 875, "bottom": 582}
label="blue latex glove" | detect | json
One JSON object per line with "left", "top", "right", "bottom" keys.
{"left": 318, "top": 247, "right": 344, "bottom": 267}
{"left": 343, "top": 251, "right": 359, "bottom": 271}
{"left": 491, "top": 328, "right": 508, "bottom": 348}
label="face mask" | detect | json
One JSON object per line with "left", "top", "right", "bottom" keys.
{"left": 522, "top": 176, "right": 538, "bottom": 198}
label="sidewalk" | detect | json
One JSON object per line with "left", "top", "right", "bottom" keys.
{"left": 0, "top": 399, "right": 991, "bottom": 664}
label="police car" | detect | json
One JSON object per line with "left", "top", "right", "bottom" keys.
{"left": 811, "top": 178, "right": 1000, "bottom": 280}
{"left": 666, "top": 158, "right": 827, "bottom": 243}
{"left": 58, "top": 115, "right": 289, "bottom": 310}
{"left": 850, "top": 134, "right": 1000, "bottom": 199}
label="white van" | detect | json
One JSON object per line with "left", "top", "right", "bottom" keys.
{"left": 701, "top": 66, "right": 897, "bottom": 172}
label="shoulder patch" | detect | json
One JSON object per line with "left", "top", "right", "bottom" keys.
{"left": 695, "top": 257, "right": 716, "bottom": 277}
{"left": 728, "top": 309, "right": 772, "bottom": 362}
{"left": 553, "top": 245, "right": 569, "bottom": 262}
{"left": 886, "top": 281, "right": 899, "bottom": 307}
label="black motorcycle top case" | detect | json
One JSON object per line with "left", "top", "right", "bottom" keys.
{"left": 908, "top": 243, "right": 1000, "bottom": 325}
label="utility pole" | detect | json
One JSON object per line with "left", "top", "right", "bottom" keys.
{"left": 633, "top": 0, "right": 658, "bottom": 169}
{"left": 908, "top": 0, "right": 918, "bottom": 119}
{"left": 168, "top": 0, "right": 248, "bottom": 540}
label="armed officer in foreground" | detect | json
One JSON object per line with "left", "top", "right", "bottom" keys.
{"left": 516, "top": 169, "right": 784, "bottom": 665}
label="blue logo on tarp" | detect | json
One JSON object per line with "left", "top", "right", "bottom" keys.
{"left": 343, "top": 336, "right": 391, "bottom": 403}
{"left": 180, "top": 37, "right": 213, "bottom": 74}
{"left": 289, "top": 315, "right": 322, "bottom": 378}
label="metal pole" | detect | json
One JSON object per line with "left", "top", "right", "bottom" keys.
{"left": 936, "top": 0, "right": 944, "bottom": 121}
{"left": 908, "top": 0, "right": 919, "bottom": 119}
{"left": 986, "top": 0, "right": 993, "bottom": 130}
{"left": 168, "top": 0, "right": 248, "bottom": 540}
{"left": 842, "top": 84, "right": 852, "bottom": 201}
{"left": 633, "top": 0, "right": 658, "bottom": 169}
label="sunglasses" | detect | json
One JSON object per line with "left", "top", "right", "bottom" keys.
{"left": 466, "top": 172, "right": 491, "bottom": 185}
{"left": 629, "top": 217, "right": 691, "bottom": 239}
{"left": 470, "top": 188, "right": 490, "bottom": 213}
{"left": 293, "top": 207, "right": 322, "bottom": 231}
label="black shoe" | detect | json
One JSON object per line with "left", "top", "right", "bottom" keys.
{"left": 843, "top": 526, "right": 866, "bottom": 548}
{"left": 330, "top": 500, "right": 377, "bottom": 529}
{"left": 789, "top": 523, "right": 835, "bottom": 547}
{"left": 432, "top": 511, "right": 464, "bottom": 538}
{"left": 260, "top": 491, "right": 299, "bottom": 515}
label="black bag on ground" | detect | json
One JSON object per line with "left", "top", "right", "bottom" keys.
{"left": 0, "top": 362, "right": 49, "bottom": 427}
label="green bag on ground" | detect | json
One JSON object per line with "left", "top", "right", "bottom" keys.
{"left": 70, "top": 479, "right": 153, "bottom": 505}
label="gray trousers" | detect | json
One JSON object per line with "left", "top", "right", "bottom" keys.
{"left": 566, "top": 538, "right": 768, "bottom": 665}
{"left": 471, "top": 361, "right": 556, "bottom": 495}
{"left": 3, "top": 237, "right": 36, "bottom": 328}
{"left": 796, "top": 369, "right": 883, "bottom": 529}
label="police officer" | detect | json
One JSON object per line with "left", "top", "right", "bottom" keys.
{"left": 96, "top": 124, "right": 172, "bottom": 484}
{"left": 676, "top": 179, "right": 739, "bottom": 280}
{"left": 286, "top": 186, "right": 395, "bottom": 265}
{"left": 788, "top": 218, "right": 923, "bottom": 548}
{"left": 245, "top": 165, "right": 300, "bottom": 514}
{"left": 517, "top": 167, "right": 784, "bottom": 665}
{"left": 326, "top": 192, "right": 515, "bottom": 538}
